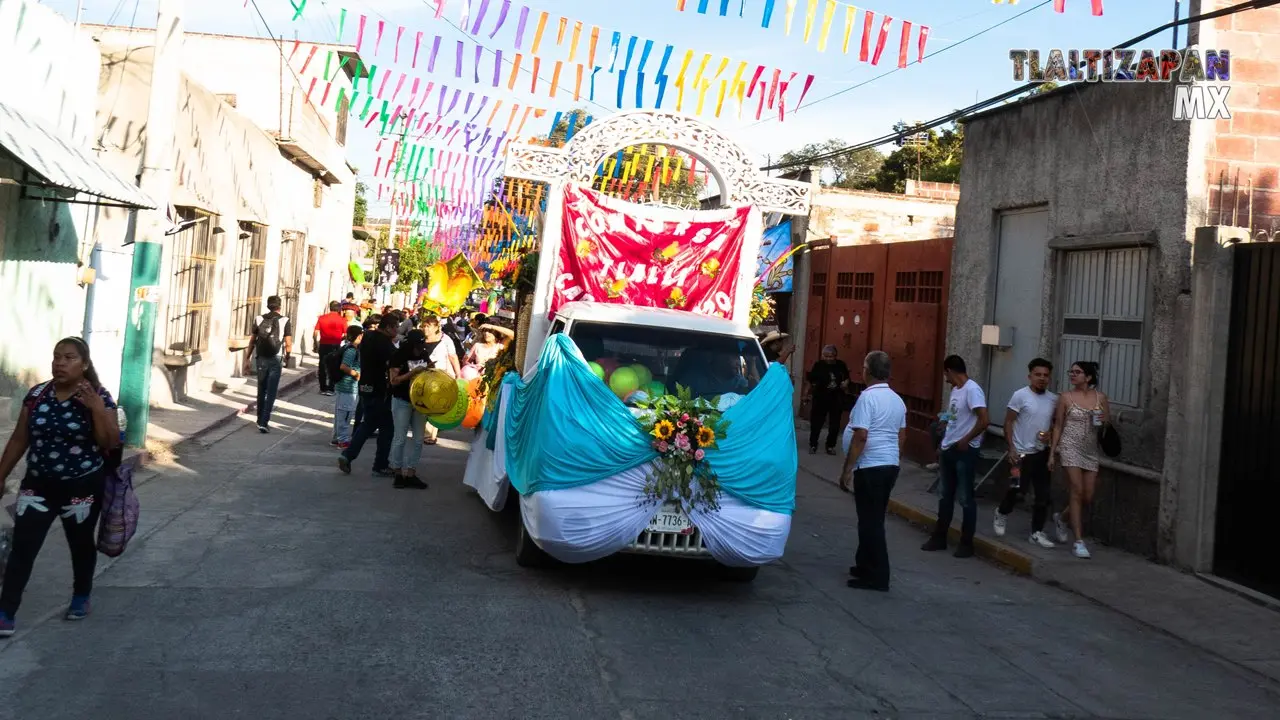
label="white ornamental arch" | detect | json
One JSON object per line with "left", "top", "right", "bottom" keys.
{"left": 504, "top": 110, "right": 813, "bottom": 373}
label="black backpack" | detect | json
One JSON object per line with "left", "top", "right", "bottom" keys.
{"left": 325, "top": 344, "right": 347, "bottom": 379}
{"left": 255, "top": 313, "right": 284, "bottom": 357}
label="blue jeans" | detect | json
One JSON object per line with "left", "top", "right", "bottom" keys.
{"left": 255, "top": 356, "right": 283, "bottom": 427}
{"left": 934, "top": 444, "right": 980, "bottom": 545}
{"left": 342, "top": 392, "right": 393, "bottom": 471}
{"left": 389, "top": 398, "right": 428, "bottom": 472}
{"left": 333, "top": 392, "right": 358, "bottom": 443}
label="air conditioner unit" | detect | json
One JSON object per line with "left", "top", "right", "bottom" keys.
{"left": 981, "top": 325, "right": 1013, "bottom": 348}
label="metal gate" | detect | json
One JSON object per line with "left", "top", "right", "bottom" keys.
{"left": 278, "top": 230, "right": 306, "bottom": 335}
{"left": 1216, "top": 241, "right": 1280, "bottom": 597}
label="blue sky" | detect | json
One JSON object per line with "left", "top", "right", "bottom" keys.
{"left": 44, "top": 0, "right": 1177, "bottom": 212}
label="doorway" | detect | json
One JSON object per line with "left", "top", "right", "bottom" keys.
{"left": 987, "top": 208, "right": 1050, "bottom": 419}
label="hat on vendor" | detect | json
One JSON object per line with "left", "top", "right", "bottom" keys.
{"left": 759, "top": 331, "right": 789, "bottom": 346}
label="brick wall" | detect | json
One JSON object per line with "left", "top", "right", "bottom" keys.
{"left": 1198, "top": 0, "right": 1280, "bottom": 236}
{"left": 904, "top": 179, "right": 961, "bottom": 202}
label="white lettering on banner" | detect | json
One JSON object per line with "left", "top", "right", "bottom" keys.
{"left": 589, "top": 209, "right": 608, "bottom": 234}
{"left": 673, "top": 221, "right": 692, "bottom": 236}
{"left": 574, "top": 216, "right": 591, "bottom": 240}
{"left": 715, "top": 291, "right": 733, "bottom": 312}
{"left": 628, "top": 264, "right": 647, "bottom": 284}
{"left": 556, "top": 272, "right": 574, "bottom": 290}
{"left": 708, "top": 233, "right": 728, "bottom": 252}
{"left": 607, "top": 211, "right": 629, "bottom": 234}
{"left": 563, "top": 285, "right": 585, "bottom": 301}
{"left": 638, "top": 217, "right": 665, "bottom": 234}
{"left": 662, "top": 267, "right": 692, "bottom": 287}
{"left": 690, "top": 228, "right": 712, "bottom": 245}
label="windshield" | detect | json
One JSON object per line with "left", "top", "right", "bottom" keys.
{"left": 566, "top": 320, "right": 768, "bottom": 401}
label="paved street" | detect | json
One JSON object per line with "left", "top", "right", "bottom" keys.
{"left": 1, "top": 387, "right": 1278, "bottom": 720}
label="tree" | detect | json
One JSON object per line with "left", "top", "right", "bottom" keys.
{"left": 1028, "top": 81, "right": 1060, "bottom": 96}
{"left": 777, "top": 139, "right": 884, "bottom": 189}
{"left": 866, "top": 121, "right": 964, "bottom": 194}
{"left": 353, "top": 181, "right": 368, "bottom": 226}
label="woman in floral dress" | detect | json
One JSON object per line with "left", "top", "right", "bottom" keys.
{"left": 1049, "top": 361, "right": 1109, "bottom": 560}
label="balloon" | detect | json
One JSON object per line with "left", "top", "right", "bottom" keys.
{"left": 462, "top": 394, "right": 485, "bottom": 428}
{"left": 609, "top": 367, "right": 641, "bottom": 398}
{"left": 460, "top": 364, "right": 481, "bottom": 380}
{"left": 587, "top": 362, "right": 606, "bottom": 380}
{"left": 624, "top": 390, "right": 648, "bottom": 405}
{"left": 630, "top": 364, "right": 653, "bottom": 386}
{"left": 596, "top": 357, "right": 619, "bottom": 380}
{"left": 411, "top": 370, "right": 458, "bottom": 415}
{"left": 645, "top": 380, "right": 666, "bottom": 398}
{"left": 427, "top": 379, "right": 470, "bottom": 430}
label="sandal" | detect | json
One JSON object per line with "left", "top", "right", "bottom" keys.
{"left": 423, "top": 437, "right": 438, "bottom": 445}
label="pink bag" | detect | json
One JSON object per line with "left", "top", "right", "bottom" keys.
{"left": 97, "top": 464, "right": 139, "bottom": 557}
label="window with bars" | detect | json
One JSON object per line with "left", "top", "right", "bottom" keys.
{"left": 895, "top": 272, "right": 918, "bottom": 302}
{"left": 1059, "top": 247, "right": 1149, "bottom": 407}
{"left": 232, "top": 222, "right": 267, "bottom": 339}
{"left": 812, "top": 272, "right": 827, "bottom": 297}
{"left": 893, "top": 270, "right": 945, "bottom": 304}
{"left": 854, "top": 272, "right": 874, "bottom": 301}
{"left": 163, "top": 208, "right": 215, "bottom": 355}
{"left": 835, "top": 272, "right": 854, "bottom": 299}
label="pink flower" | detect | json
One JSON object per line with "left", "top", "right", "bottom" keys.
{"left": 681, "top": 413, "right": 690, "bottom": 422}
{"left": 675, "top": 434, "right": 691, "bottom": 451}
{"left": 694, "top": 448, "right": 705, "bottom": 461}
{"left": 657, "top": 441, "right": 669, "bottom": 453}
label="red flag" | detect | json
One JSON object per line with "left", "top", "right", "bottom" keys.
{"left": 375, "top": 20, "right": 385, "bottom": 55}
{"left": 1054, "top": 0, "right": 1065, "bottom": 11}
{"left": 395, "top": 26, "right": 404, "bottom": 62}
{"left": 871, "top": 15, "right": 892, "bottom": 65}
{"left": 1091, "top": 0, "right": 1104, "bottom": 14}
{"left": 859, "top": 11, "right": 873, "bottom": 62}
{"left": 413, "top": 32, "right": 423, "bottom": 68}
{"left": 898, "top": 21, "right": 911, "bottom": 68}
{"left": 797, "top": 73, "right": 815, "bottom": 107}
{"left": 766, "top": 68, "right": 781, "bottom": 108}
{"left": 356, "top": 14, "right": 367, "bottom": 52}
{"left": 918, "top": 26, "right": 930, "bottom": 63}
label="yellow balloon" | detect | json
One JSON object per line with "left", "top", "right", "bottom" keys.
{"left": 411, "top": 370, "right": 459, "bottom": 415}
{"left": 428, "top": 379, "right": 470, "bottom": 428}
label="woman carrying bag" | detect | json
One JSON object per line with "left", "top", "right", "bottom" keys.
{"left": 0, "top": 337, "right": 120, "bottom": 637}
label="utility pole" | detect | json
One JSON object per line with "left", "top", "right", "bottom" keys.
{"left": 382, "top": 111, "right": 409, "bottom": 306}
{"left": 1172, "top": 0, "right": 1181, "bottom": 49}
{"left": 118, "top": 0, "right": 183, "bottom": 447}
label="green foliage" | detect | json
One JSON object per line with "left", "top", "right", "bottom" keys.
{"left": 777, "top": 139, "right": 884, "bottom": 189}
{"left": 868, "top": 121, "right": 965, "bottom": 194}
{"left": 749, "top": 285, "right": 774, "bottom": 328}
{"left": 633, "top": 385, "right": 732, "bottom": 513}
{"left": 390, "top": 239, "right": 433, "bottom": 294}
{"left": 353, "top": 181, "right": 368, "bottom": 227}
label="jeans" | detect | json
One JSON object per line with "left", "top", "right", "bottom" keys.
{"left": 853, "top": 464, "right": 899, "bottom": 588}
{"left": 933, "top": 444, "right": 980, "bottom": 545}
{"left": 998, "top": 449, "right": 1051, "bottom": 532}
{"left": 809, "top": 394, "right": 843, "bottom": 450}
{"left": 0, "top": 469, "right": 104, "bottom": 617}
{"left": 342, "top": 392, "right": 394, "bottom": 471}
{"left": 256, "top": 356, "right": 283, "bottom": 427}
{"left": 333, "top": 392, "right": 358, "bottom": 444}
{"left": 317, "top": 343, "right": 341, "bottom": 392}
{"left": 390, "top": 398, "right": 428, "bottom": 472}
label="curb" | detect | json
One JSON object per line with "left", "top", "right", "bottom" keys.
{"left": 796, "top": 461, "right": 1036, "bottom": 576}
{"left": 129, "top": 368, "right": 318, "bottom": 466}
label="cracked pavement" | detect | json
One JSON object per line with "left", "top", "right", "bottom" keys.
{"left": 1, "top": 389, "right": 1278, "bottom": 719}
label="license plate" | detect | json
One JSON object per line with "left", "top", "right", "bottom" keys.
{"left": 647, "top": 507, "right": 694, "bottom": 535}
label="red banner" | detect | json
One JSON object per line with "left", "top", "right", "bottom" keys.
{"left": 553, "top": 185, "right": 748, "bottom": 319}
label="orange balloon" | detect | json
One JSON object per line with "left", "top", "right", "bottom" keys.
{"left": 462, "top": 396, "right": 485, "bottom": 429}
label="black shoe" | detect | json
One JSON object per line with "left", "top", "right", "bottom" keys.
{"left": 921, "top": 536, "right": 947, "bottom": 552}
{"left": 826, "top": 447, "right": 837, "bottom": 455}
{"left": 404, "top": 476, "right": 428, "bottom": 490}
{"left": 848, "top": 565, "right": 863, "bottom": 578}
{"left": 808, "top": 446, "right": 817, "bottom": 455}
{"left": 393, "top": 473, "right": 409, "bottom": 489}
{"left": 337, "top": 456, "right": 351, "bottom": 475}
{"left": 258, "top": 424, "right": 269, "bottom": 434}
{"left": 372, "top": 467, "right": 394, "bottom": 478}
{"left": 847, "top": 578, "right": 889, "bottom": 592}
{"left": 954, "top": 544, "right": 975, "bottom": 559}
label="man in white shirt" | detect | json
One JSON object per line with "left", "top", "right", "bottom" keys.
{"left": 838, "top": 351, "right": 907, "bottom": 592}
{"left": 922, "top": 354, "right": 989, "bottom": 557}
{"left": 994, "top": 358, "right": 1058, "bottom": 548}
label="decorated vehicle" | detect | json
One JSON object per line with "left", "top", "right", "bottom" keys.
{"left": 461, "top": 110, "right": 812, "bottom": 581}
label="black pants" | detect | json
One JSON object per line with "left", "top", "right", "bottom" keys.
{"left": 809, "top": 395, "right": 843, "bottom": 450}
{"left": 998, "top": 449, "right": 1051, "bottom": 533}
{"left": 0, "top": 470, "right": 104, "bottom": 617}
{"left": 853, "top": 465, "right": 899, "bottom": 588}
{"left": 317, "top": 343, "right": 341, "bottom": 392}
{"left": 342, "top": 393, "right": 394, "bottom": 471}
{"left": 353, "top": 395, "right": 365, "bottom": 429}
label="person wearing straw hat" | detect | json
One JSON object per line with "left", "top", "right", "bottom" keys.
{"left": 759, "top": 331, "right": 794, "bottom": 365}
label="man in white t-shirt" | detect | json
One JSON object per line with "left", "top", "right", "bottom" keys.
{"left": 922, "top": 354, "right": 988, "bottom": 557}
{"left": 838, "top": 351, "right": 907, "bottom": 592}
{"left": 994, "top": 358, "right": 1059, "bottom": 548}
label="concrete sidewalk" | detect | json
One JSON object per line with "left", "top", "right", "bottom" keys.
{"left": 797, "top": 432, "right": 1280, "bottom": 687}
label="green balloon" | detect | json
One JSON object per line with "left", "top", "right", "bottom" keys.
{"left": 588, "top": 362, "right": 606, "bottom": 380}
{"left": 630, "top": 364, "right": 653, "bottom": 386}
{"left": 645, "top": 380, "right": 666, "bottom": 398}
{"left": 609, "top": 367, "right": 641, "bottom": 397}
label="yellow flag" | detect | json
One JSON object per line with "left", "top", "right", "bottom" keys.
{"left": 817, "top": 0, "right": 837, "bottom": 51}
{"left": 714, "top": 79, "right": 728, "bottom": 117}
{"left": 674, "top": 49, "right": 694, "bottom": 112}
{"left": 842, "top": 6, "right": 856, "bottom": 54}
{"left": 803, "top": 0, "right": 818, "bottom": 43}
{"left": 784, "top": 0, "right": 798, "bottom": 35}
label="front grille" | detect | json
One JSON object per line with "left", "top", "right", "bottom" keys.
{"left": 624, "top": 527, "right": 711, "bottom": 557}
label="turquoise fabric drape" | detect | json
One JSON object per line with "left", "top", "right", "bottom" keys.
{"left": 501, "top": 334, "right": 797, "bottom": 515}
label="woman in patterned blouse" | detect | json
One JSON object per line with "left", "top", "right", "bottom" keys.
{"left": 0, "top": 337, "right": 120, "bottom": 637}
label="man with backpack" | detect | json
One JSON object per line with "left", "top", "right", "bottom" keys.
{"left": 250, "top": 296, "right": 293, "bottom": 433}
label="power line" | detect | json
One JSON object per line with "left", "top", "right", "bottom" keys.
{"left": 246, "top": 0, "right": 338, "bottom": 142}
{"left": 749, "top": 0, "right": 1054, "bottom": 127}
{"left": 763, "top": 0, "right": 1280, "bottom": 172}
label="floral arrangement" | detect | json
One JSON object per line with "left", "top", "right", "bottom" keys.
{"left": 749, "top": 284, "right": 774, "bottom": 328}
{"left": 634, "top": 385, "right": 731, "bottom": 513}
{"left": 481, "top": 342, "right": 516, "bottom": 412}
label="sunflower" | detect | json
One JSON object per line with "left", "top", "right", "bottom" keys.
{"left": 696, "top": 426, "right": 716, "bottom": 448}
{"left": 651, "top": 420, "right": 675, "bottom": 441}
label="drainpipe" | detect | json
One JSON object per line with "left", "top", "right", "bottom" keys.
{"left": 118, "top": 0, "right": 183, "bottom": 446}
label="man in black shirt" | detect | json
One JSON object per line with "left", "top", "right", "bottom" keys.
{"left": 338, "top": 315, "right": 398, "bottom": 476}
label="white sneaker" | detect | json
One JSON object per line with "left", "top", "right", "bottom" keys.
{"left": 1073, "top": 540, "right": 1091, "bottom": 559}
{"left": 993, "top": 511, "right": 1008, "bottom": 537}
{"left": 1029, "top": 531, "right": 1056, "bottom": 548}
{"left": 925, "top": 462, "right": 939, "bottom": 471}
{"left": 1052, "top": 512, "right": 1070, "bottom": 543}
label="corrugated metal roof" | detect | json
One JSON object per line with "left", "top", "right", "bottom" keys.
{"left": 0, "top": 100, "right": 157, "bottom": 209}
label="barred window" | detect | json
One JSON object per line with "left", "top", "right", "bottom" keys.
{"left": 853, "top": 272, "right": 874, "bottom": 301}
{"left": 232, "top": 222, "right": 267, "bottom": 338}
{"left": 163, "top": 208, "right": 215, "bottom": 355}
{"left": 812, "top": 272, "right": 827, "bottom": 297}
{"left": 1059, "top": 247, "right": 1149, "bottom": 407}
